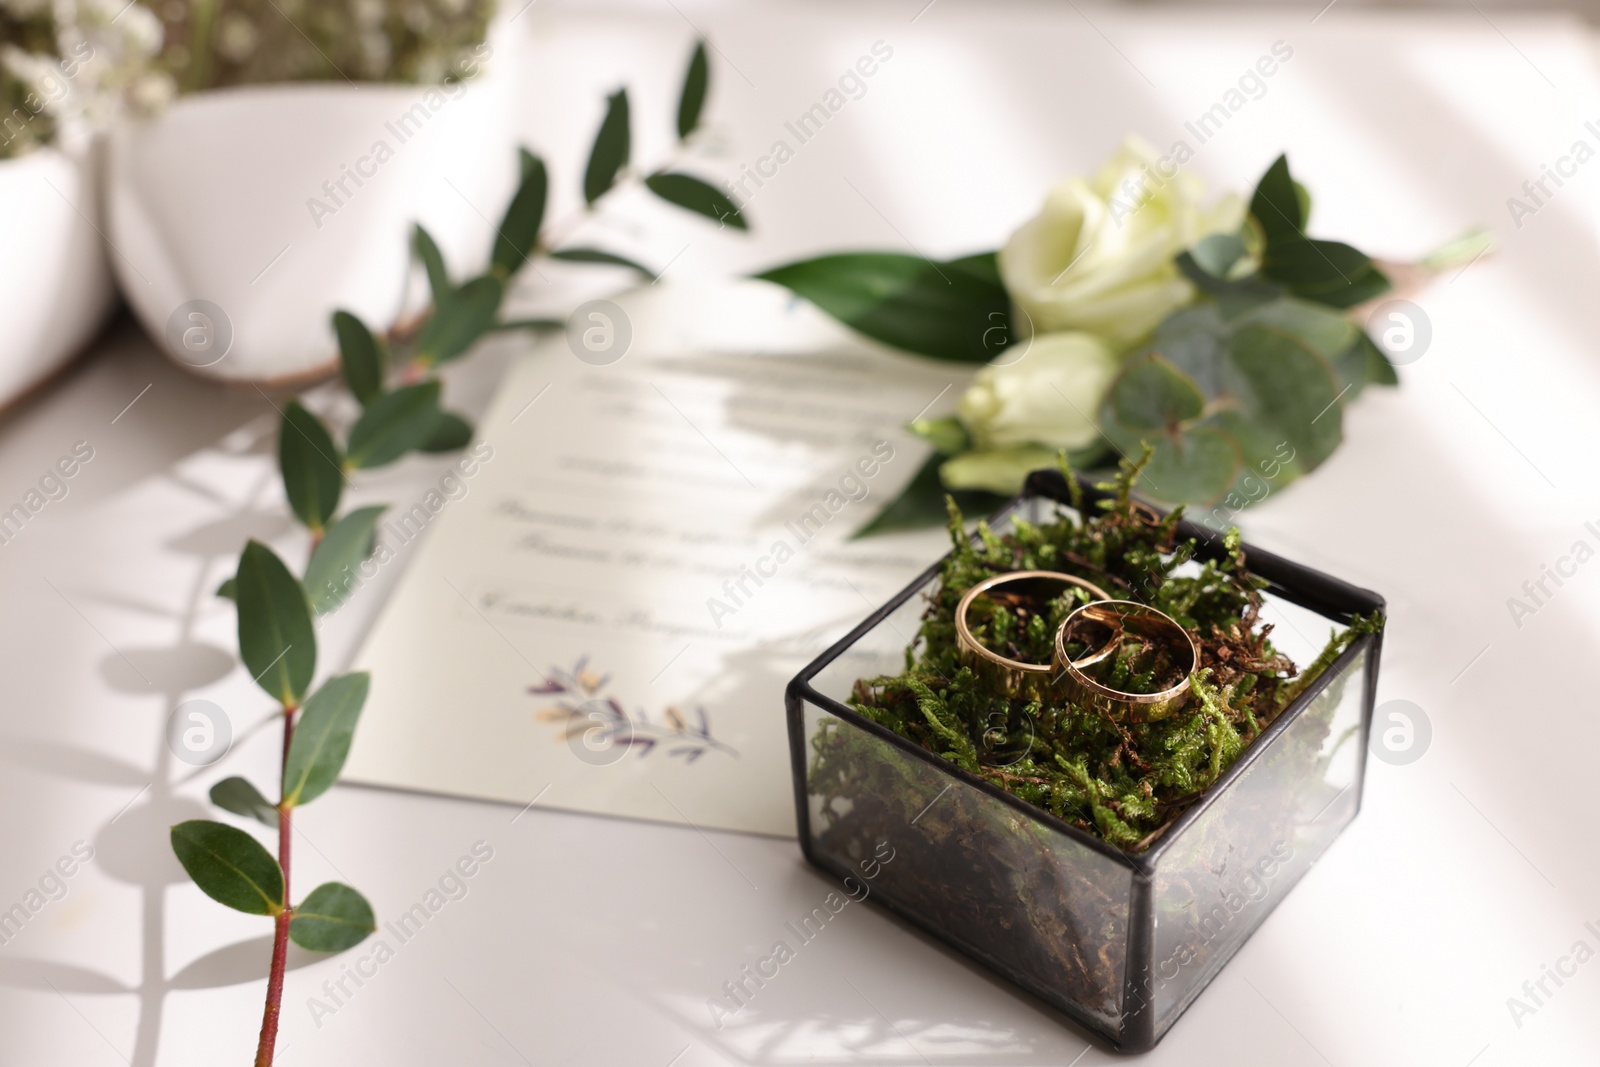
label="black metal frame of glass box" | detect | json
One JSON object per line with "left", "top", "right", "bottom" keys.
{"left": 785, "top": 469, "right": 1385, "bottom": 1052}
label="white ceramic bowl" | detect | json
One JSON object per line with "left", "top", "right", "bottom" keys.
{"left": 0, "top": 144, "right": 116, "bottom": 408}
{"left": 107, "top": 76, "right": 515, "bottom": 384}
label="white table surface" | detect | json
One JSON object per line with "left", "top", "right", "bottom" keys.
{"left": 5, "top": 2, "right": 1600, "bottom": 1064}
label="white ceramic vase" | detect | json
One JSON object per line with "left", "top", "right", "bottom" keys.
{"left": 107, "top": 76, "right": 515, "bottom": 384}
{"left": 0, "top": 144, "right": 116, "bottom": 409}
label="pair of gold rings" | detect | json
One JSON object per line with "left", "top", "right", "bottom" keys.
{"left": 953, "top": 570, "right": 1198, "bottom": 721}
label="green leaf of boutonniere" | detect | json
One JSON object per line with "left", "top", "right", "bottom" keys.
{"left": 1100, "top": 295, "right": 1350, "bottom": 506}
{"left": 492, "top": 149, "right": 548, "bottom": 279}
{"left": 940, "top": 445, "right": 1092, "bottom": 497}
{"left": 278, "top": 401, "right": 343, "bottom": 533}
{"left": 1226, "top": 321, "right": 1343, "bottom": 469}
{"left": 677, "top": 40, "right": 709, "bottom": 140}
{"left": 1190, "top": 232, "right": 1249, "bottom": 277}
{"left": 907, "top": 415, "right": 970, "bottom": 456}
{"left": 850, "top": 453, "right": 1010, "bottom": 539}
{"left": 1100, "top": 353, "right": 1239, "bottom": 504}
{"left": 1175, "top": 250, "right": 1281, "bottom": 319}
{"left": 1108, "top": 351, "right": 1205, "bottom": 429}
{"left": 756, "top": 251, "right": 1013, "bottom": 363}
{"left": 236, "top": 539, "right": 316, "bottom": 705}
{"left": 1249, "top": 155, "right": 1306, "bottom": 245}
{"left": 346, "top": 381, "right": 443, "bottom": 470}
{"left": 1248, "top": 155, "right": 1391, "bottom": 309}
{"left": 170, "top": 820, "right": 284, "bottom": 915}
{"left": 645, "top": 171, "right": 747, "bottom": 230}
{"left": 1336, "top": 329, "right": 1399, "bottom": 392}
{"left": 290, "top": 882, "right": 376, "bottom": 952}
{"left": 584, "top": 89, "right": 631, "bottom": 204}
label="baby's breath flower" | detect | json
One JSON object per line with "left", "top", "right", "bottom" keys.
{"left": 216, "top": 14, "right": 259, "bottom": 63}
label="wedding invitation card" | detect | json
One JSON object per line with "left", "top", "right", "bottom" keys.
{"left": 343, "top": 281, "right": 961, "bottom": 835}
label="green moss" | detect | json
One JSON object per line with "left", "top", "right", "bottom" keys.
{"left": 821, "top": 451, "right": 1381, "bottom": 851}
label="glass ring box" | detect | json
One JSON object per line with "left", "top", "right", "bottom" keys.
{"left": 785, "top": 469, "right": 1384, "bottom": 1052}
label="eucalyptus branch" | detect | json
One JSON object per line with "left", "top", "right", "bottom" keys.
{"left": 169, "top": 36, "right": 746, "bottom": 1066}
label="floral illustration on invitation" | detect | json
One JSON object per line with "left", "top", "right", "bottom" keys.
{"left": 530, "top": 657, "right": 738, "bottom": 763}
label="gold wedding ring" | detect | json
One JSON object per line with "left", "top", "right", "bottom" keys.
{"left": 1053, "top": 600, "right": 1199, "bottom": 722}
{"left": 955, "top": 571, "right": 1111, "bottom": 701}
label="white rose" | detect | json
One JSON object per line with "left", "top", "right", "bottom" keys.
{"left": 960, "top": 332, "right": 1117, "bottom": 451}
{"left": 999, "top": 136, "right": 1243, "bottom": 350}
{"left": 942, "top": 332, "right": 1118, "bottom": 495}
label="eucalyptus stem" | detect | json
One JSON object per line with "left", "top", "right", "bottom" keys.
{"left": 535, "top": 117, "right": 709, "bottom": 256}
{"left": 536, "top": 162, "right": 655, "bottom": 253}
{"left": 254, "top": 703, "right": 295, "bottom": 1067}
{"left": 170, "top": 40, "right": 733, "bottom": 1067}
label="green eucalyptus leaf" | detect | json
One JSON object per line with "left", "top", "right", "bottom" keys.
{"left": 549, "top": 247, "right": 656, "bottom": 278}
{"left": 491, "top": 149, "right": 547, "bottom": 279}
{"left": 346, "top": 382, "right": 443, "bottom": 470}
{"left": 1118, "top": 290, "right": 1365, "bottom": 507}
{"left": 210, "top": 776, "right": 278, "bottom": 828}
{"left": 170, "top": 820, "right": 284, "bottom": 915}
{"left": 908, "top": 415, "right": 969, "bottom": 455}
{"left": 1347, "top": 329, "right": 1400, "bottom": 388}
{"left": 283, "top": 672, "right": 370, "bottom": 807}
{"left": 1237, "top": 297, "right": 1357, "bottom": 361}
{"left": 1212, "top": 411, "right": 1311, "bottom": 493}
{"left": 414, "top": 224, "right": 450, "bottom": 302}
{"left": 420, "top": 411, "right": 473, "bottom": 453}
{"left": 1228, "top": 322, "right": 1344, "bottom": 469}
{"left": 236, "top": 539, "right": 316, "bottom": 705}
{"left": 644, "top": 171, "right": 746, "bottom": 230}
{"left": 416, "top": 276, "right": 504, "bottom": 366}
{"left": 216, "top": 577, "right": 236, "bottom": 600}
{"left": 1175, "top": 250, "right": 1280, "bottom": 319}
{"left": 1143, "top": 304, "right": 1234, "bottom": 395}
{"left": 278, "top": 401, "right": 343, "bottom": 533}
{"left": 334, "top": 311, "right": 386, "bottom": 406}
{"left": 757, "top": 251, "right": 1011, "bottom": 363}
{"left": 1138, "top": 423, "right": 1241, "bottom": 504}
{"left": 677, "top": 39, "right": 709, "bottom": 139}
{"left": 584, "top": 89, "right": 630, "bottom": 205}
{"left": 304, "top": 505, "right": 386, "bottom": 615}
{"left": 1100, "top": 354, "right": 1238, "bottom": 505}
{"left": 1190, "top": 233, "right": 1248, "bottom": 278}
{"left": 290, "top": 882, "right": 376, "bottom": 952}
{"left": 1108, "top": 353, "right": 1205, "bottom": 431}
